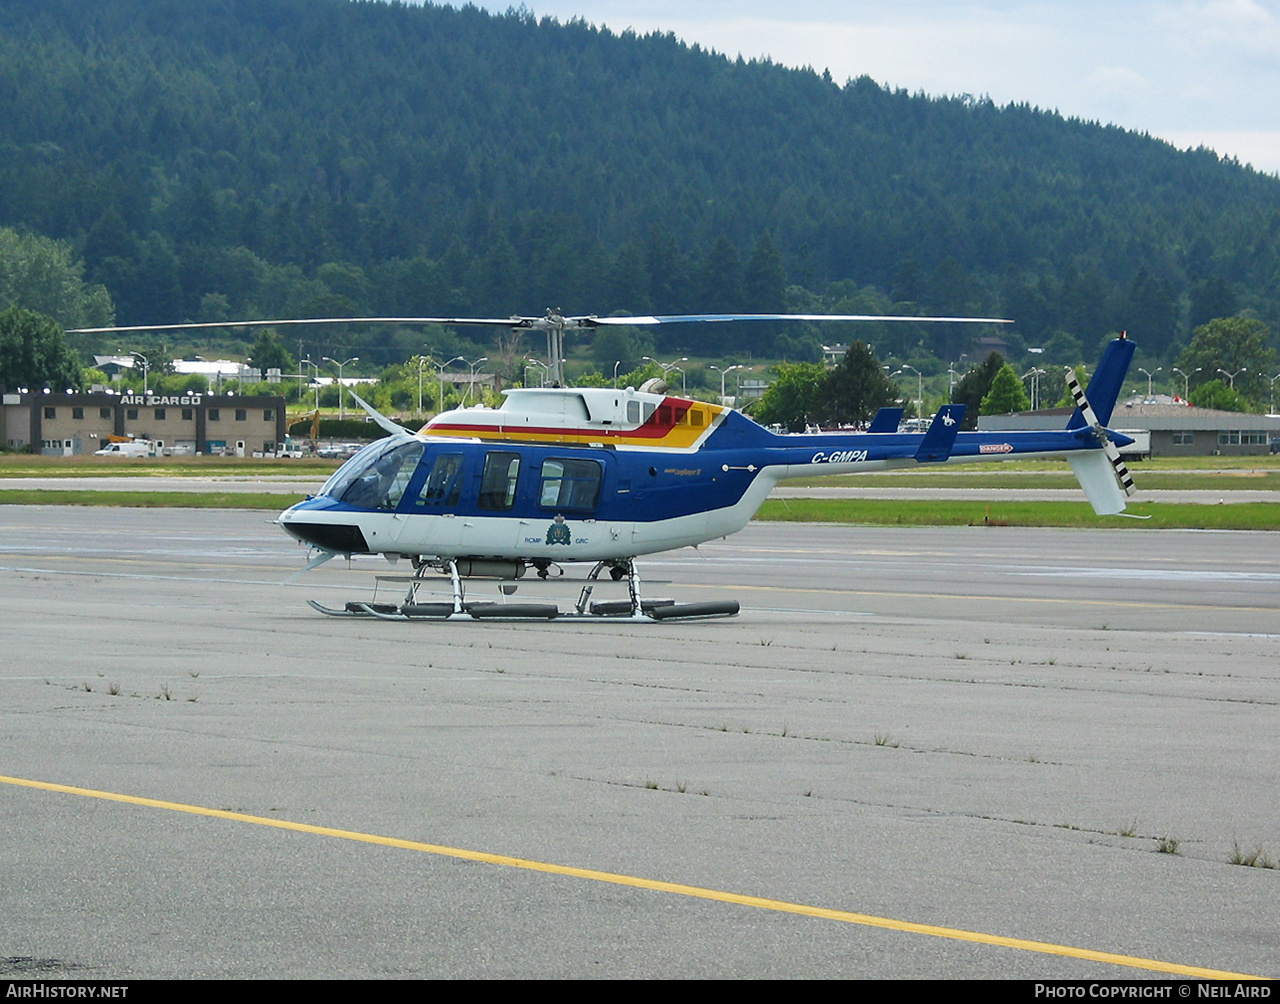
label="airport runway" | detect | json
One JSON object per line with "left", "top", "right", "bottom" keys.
{"left": 1, "top": 506, "right": 1277, "bottom": 979}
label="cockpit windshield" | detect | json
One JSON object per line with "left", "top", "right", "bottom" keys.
{"left": 319, "top": 438, "right": 424, "bottom": 510}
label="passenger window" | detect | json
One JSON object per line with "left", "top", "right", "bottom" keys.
{"left": 478, "top": 452, "right": 521, "bottom": 510}
{"left": 539, "top": 458, "right": 602, "bottom": 511}
{"left": 626, "top": 400, "right": 640, "bottom": 423}
{"left": 415, "top": 454, "right": 463, "bottom": 507}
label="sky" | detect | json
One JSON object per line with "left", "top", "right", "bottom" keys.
{"left": 469, "top": 0, "right": 1280, "bottom": 175}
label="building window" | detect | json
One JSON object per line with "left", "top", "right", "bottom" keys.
{"left": 208, "top": 409, "right": 220, "bottom": 421}
{"left": 182, "top": 408, "right": 193, "bottom": 421}
{"left": 72, "top": 407, "right": 84, "bottom": 420}
{"left": 99, "top": 407, "right": 112, "bottom": 419}
{"left": 126, "top": 408, "right": 138, "bottom": 420}
{"left": 263, "top": 409, "right": 274, "bottom": 421}
{"left": 1172, "top": 431, "right": 1194, "bottom": 445}
{"left": 154, "top": 408, "right": 166, "bottom": 420}
{"left": 44, "top": 406, "right": 56, "bottom": 419}
{"left": 1243, "top": 431, "right": 1267, "bottom": 445}
{"left": 235, "top": 408, "right": 247, "bottom": 421}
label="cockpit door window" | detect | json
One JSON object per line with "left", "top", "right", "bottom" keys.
{"left": 478, "top": 452, "right": 521, "bottom": 511}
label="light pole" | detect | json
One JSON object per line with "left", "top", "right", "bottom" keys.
{"left": 710, "top": 364, "right": 744, "bottom": 406}
{"left": 417, "top": 355, "right": 435, "bottom": 417}
{"left": 130, "top": 352, "right": 150, "bottom": 397}
{"left": 1270, "top": 373, "right": 1280, "bottom": 415}
{"left": 1171, "top": 367, "right": 1200, "bottom": 400}
{"left": 893, "top": 365, "right": 922, "bottom": 417}
{"left": 323, "top": 356, "right": 358, "bottom": 420}
{"left": 613, "top": 360, "right": 621, "bottom": 388}
{"left": 643, "top": 356, "right": 688, "bottom": 391}
{"left": 1218, "top": 367, "right": 1247, "bottom": 390}
{"left": 1021, "top": 367, "right": 1046, "bottom": 410}
{"left": 434, "top": 356, "right": 465, "bottom": 414}
{"left": 1138, "top": 366, "right": 1162, "bottom": 399}
{"left": 458, "top": 356, "right": 488, "bottom": 406}
{"left": 297, "top": 358, "right": 319, "bottom": 408}
{"left": 525, "top": 358, "right": 549, "bottom": 388}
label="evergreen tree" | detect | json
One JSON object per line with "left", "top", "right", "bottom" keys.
{"left": 822, "top": 341, "right": 898, "bottom": 426}
{"left": 247, "top": 329, "right": 296, "bottom": 376}
{"left": 980, "top": 363, "right": 1031, "bottom": 414}
{"left": 951, "top": 351, "right": 1005, "bottom": 428}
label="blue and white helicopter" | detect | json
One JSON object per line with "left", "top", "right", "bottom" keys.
{"left": 76, "top": 311, "right": 1137, "bottom": 621}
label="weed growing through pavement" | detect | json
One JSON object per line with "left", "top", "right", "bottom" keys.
{"left": 1229, "top": 840, "right": 1276, "bottom": 868}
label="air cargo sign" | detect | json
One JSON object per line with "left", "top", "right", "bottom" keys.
{"left": 119, "top": 395, "right": 203, "bottom": 405}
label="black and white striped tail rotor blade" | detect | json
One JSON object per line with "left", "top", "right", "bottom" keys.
{"left": 1064, "top": 367, "right": 1136, "bottom": 496}
{"left": 1107, "top": 443, "right": 1137, "bottom": 496}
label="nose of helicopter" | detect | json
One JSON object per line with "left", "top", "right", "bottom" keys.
{"left": 277, "top": 500, "right": 371, "bottom": 554}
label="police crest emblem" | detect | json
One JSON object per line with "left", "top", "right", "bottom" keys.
{"left": 545, "top": 514, "right": 572, "bottom": 545}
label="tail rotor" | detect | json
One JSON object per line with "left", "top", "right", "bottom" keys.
{"left": 1064, "top": 366, "right": 1136, "bottom": 497}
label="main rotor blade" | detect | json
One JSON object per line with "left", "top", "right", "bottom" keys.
{"left": 69, "top": 311, "right": 1013, "bottom": 335}
{"left": 582, "top": 313, "right": 1013, "bottom": 326}
{"left": 66, "top": 316, "right": 525, "bottom": 335}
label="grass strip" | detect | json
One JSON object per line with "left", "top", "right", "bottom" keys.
{"left": 0, "top": 490, "right": 305, "bottom": 510}
{"left": 755, "top": 498, "right": 1280, "bottom": 530}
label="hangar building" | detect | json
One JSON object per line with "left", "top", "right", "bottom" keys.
{"left": 1, "top": 391, "right": 287, "bottom": 456}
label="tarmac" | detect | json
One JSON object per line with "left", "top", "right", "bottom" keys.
{"left": 1, "top": 505, "right": 1277, "bottom": 979}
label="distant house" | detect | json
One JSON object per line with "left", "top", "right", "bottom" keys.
{"left": 821, "top": 344, "right": 849, "bottom": 366}
{"left": 92, "top": 355, "right": 138, "bottom": 381}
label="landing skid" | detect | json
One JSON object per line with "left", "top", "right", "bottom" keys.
{"left": 306, "top": 558, "right": 739, "bottom": 622}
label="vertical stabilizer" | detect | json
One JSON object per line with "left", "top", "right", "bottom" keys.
{"left": 914, "top": 405, "right": 966, "bottom": 462}
{"left": 1067, "top": 335, "right": 1135, "bottom": 429}
{"left": 867, "top": 407, "right": 904, "bottom": 433}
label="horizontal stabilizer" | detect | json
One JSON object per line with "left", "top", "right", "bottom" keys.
{"left": 867, "top": 407, "right": 904, "bottom": 433}
{"left": 914, "top": 405, "right": 966, "bottom": 463}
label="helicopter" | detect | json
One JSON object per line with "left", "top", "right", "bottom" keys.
{"left": 70, "top": 311, "right": 1138, "bottom": 621}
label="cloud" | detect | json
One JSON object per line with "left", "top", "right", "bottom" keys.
{"left": 1082, "top": 66, "right": 1152, "bottom": 101}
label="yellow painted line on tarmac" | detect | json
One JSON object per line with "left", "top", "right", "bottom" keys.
{"left": 1, "top": 773, "right": 1264, "bottom": 980}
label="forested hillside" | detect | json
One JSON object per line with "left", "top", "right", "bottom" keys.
{"left": 2, "top": 0, "right": 1279, "bottom": 373}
